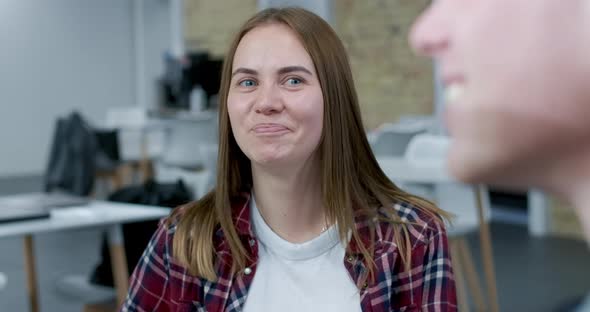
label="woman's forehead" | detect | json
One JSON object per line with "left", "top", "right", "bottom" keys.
{"left": 232, "top": 24, "right": 314, "bottom": 71}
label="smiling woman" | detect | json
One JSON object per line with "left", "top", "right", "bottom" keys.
{"left": 228, "top": 23, "right": 324, "bottom": 168}
{"left": 122, "top": 7, "right": 457, "bottom": 312}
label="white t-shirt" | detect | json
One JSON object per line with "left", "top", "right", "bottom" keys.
{"left": 242, "top": 194, "right": 362, "bottom": 312}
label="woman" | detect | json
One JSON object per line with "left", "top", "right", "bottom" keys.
{"left": 122, "top": 7, "right": 456, "bottom": 312}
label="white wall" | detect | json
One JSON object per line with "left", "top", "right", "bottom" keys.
{"left": 0, "top": 0, "right": 169, "bottom": 177}
{"left": 143, "top": 0, "right": 171, "bottom": 110}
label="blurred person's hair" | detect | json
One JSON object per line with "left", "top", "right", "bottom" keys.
{"left": 171, "top": 7, "right": 448, "bottom": 286}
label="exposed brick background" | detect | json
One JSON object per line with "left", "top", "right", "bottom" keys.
{"left": 550, "top": 197, "right": 585, "bottom": 240}
{"left": 184, "top": 0, "right": 258, "bottom": 57}
{"left": 333, "top": 0, "right": 433, "bottom": 129}
{"left": 184, "top": 0, "right": 433, "bottom": 129}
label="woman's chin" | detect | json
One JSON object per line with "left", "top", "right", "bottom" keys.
{"left": 250, "top": 153, "right": 289, "bottom": 167}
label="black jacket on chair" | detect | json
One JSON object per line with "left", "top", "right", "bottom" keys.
{"left": 44, "top": 112, "right": 97, "bottom": 196}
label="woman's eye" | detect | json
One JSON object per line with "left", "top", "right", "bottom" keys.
{"left": 239, "top": 79, "right": 257, "bottom": 87}
{"left": 286, "top": 78, "right": 302, "bottom": 86}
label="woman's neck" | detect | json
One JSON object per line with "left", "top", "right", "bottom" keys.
{"left": 251, "top": 157, "right": 325, "bottom": 243}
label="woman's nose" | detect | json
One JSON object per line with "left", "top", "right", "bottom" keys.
{"left": 254, "top": 85, "right": 284, "bottom": 115}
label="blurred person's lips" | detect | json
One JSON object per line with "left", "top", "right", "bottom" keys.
{"left": 442, "top": 74, "right": 466, "bottom": 106}
{"left": 442, "top": 74, "right": 465, "bottom": 87}
{"left": 441, "top": 74, "right": 466, "bottom": 135}
{"left": 252, "top": 123, "right": 290, "bottom": 136}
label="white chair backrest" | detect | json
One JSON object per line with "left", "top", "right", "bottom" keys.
{"left": 396, "top": 115, "right": 437, "bottom": 131}
{"left": 104, "top": 107, "right": 165, "bottom": 160}
{"left": 369, "top": 122, "right": 426, "bottom": 157}
{"left": 161, "top": 118, "right": 218, "bottom": 169}
{"left": 404, "top": 133, "right": 450, "bottom": 167}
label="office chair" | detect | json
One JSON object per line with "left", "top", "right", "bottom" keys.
{"left": 368, "top": 122, "right": 426, "bottom": 157}
{"left": 155, "top": 116, "right": 218, "bottom": 199}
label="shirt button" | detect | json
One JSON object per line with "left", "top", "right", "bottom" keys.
{"left": 244, "top": 267, "right": 252, "bottom": 275}
{"left": 249, "top": 239, "right": 256, "bottom": 246}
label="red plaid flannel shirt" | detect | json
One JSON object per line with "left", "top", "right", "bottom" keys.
{"left": 121, "top": 193, "right": 457, "bottom": 311}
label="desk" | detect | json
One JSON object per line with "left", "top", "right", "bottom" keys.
{"left": 377, "top": 156, "right": 499, "bottom": 312}
{"left": 0, "top": 197, "right": 170, "bottom": 312}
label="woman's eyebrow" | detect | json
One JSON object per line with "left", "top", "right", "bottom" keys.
{"left": 232, "top": 67, "right": 258, "bottom": 77}
{"left": 277, "top": 66, "right": 313, "bottom": 76}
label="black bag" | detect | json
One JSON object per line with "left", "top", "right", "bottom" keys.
{"left": 44, "top": 111, "right": 120, "bottom": 196}
{"left": 89, "top": 179, "right": 193, "bottom": 287}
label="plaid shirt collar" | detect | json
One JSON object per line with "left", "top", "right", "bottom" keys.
{"left": 215, "top": 192, "right": 376, "bottom": 257}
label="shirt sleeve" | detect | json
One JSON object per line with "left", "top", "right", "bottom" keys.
{"left": 417, "top": 220, "right": 458, "bottom": 311}
{"left": 120, "top": 219, "right": 173, "bottom": 312}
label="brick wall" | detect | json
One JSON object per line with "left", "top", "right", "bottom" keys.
{"left": 184, "top": 0, "right": 258, "bottom": 57}
{"left": 183, "top": 0, "right": 433, "bottom": 129}
{"left": 550, "top": 197, "right": 586, "bottom": 240}
{"left": 333, "top": 0, "right": 433, "bottom": 129}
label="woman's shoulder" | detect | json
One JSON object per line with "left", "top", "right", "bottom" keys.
{"left": 166, "top": 203, "right": 191, "bottom": 231}
{"left": 375, "top": 197, "right": 447, "bottom": 246}
{"left": 152, "top": 201, "right": 202, "bottom": 250}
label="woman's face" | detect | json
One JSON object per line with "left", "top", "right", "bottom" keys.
{"left": 227, "top": 23, "right": 324, "bottom": 168}
{"left": 410, "top": 0, "right": 590, "bottom": 188}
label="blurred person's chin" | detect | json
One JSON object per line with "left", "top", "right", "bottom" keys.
{"left": 447, "top": 140, "right": 543, "bottom": 191}
{"left": 443, "top": 83, "right": 590, "bottom": 191}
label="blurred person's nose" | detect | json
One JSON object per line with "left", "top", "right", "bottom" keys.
{"left": 409, "top": 3, "right": 450, "bottom": 58}
{"left": 254, "top": 83, "right": 284, "bottom": 116}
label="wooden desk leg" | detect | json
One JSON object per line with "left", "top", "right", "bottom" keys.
{"left": 23, "top": 235, "right": 40, "bottom": 312}
{"left": 107, "top": 225, "right": 129, "bottom": 307}
{"left": 475, "top": 186, "right": 500, "bottom": 312}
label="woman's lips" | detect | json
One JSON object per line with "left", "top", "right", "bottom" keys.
{"left": 252, "top": 123, "right": 290, "bottom": 135}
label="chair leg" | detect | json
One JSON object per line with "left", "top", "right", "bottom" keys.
{"left": 139, "top": 136, "right": 153, "bottom": 183}
{"left": 115, "top": 163, "right": 134, "bottom": 188}
{"left": 450, "top": 239, "right": 470, "bottom": 312}
{"left": 110, "top": 170, "right": 124, "bottom": 191}
{"left": 475, "top": 186, "right": 500, "bottom": 312}
{"left": 457, "top": 238, "right": 486, "bottom": 311}
{"left": 139, "top": 159, "right": 153, "bottom": 183}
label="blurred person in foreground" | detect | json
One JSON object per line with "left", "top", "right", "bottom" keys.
{"left": 121, "top": 7, "right": 456, "bottom": 312}
{"left": 411, "top": 0, "right": 590, "bottom": 239}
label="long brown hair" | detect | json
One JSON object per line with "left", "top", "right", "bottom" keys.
{"left": 172, "top": 7, "right": 448, "bottom": 283}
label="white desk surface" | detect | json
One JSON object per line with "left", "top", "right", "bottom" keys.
{"left": 0, "top": 199, "right": 170, "bottom": 238}
{"left": 376, "top": 156, "right": 454, "bottom": 184}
